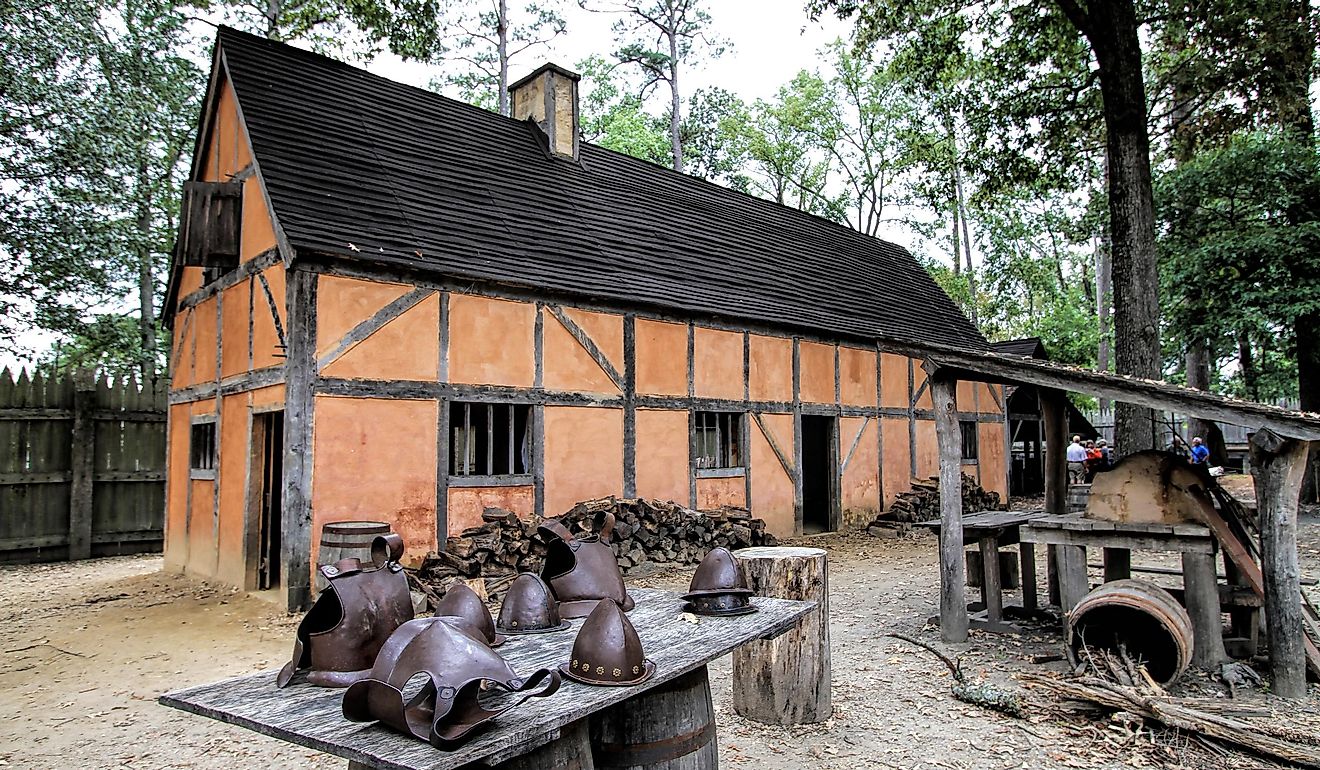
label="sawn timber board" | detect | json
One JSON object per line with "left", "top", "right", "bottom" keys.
{"left": 159, "top": 587, "right": 813, "bottom": 770}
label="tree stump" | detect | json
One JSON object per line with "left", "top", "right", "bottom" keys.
{"left": 1182, "top": 551, "right": 1229, "bottom": 669}
{"left": 731, "top": 546, "right": 831, "bottom": 725}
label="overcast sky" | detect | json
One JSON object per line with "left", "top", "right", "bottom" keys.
{"left": 365, "top": 1, "right": 857, "bottom": 104}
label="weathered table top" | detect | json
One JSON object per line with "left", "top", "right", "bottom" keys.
{"left": 916, "top": 509, "right": 1048, "bottom": 537}
{"left": 1020, "top": 513, "right": 1214, "bottom": 554}
{"left": 159, "top": 587, "right": 814, "bottom": 770}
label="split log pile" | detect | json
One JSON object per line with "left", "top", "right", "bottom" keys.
{"left": 408, "top": 497, "right": 777, "bottom": 608}
{"left": 866, "top": 474, "right": 1002, "bottom": 536}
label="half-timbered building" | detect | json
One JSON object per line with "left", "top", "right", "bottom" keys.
{"left": 164, "top": 27, "right": 1007, "bottom": 610}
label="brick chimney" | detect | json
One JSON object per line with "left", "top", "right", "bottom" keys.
{"left": 509, "top": 63, "right": 581, "bottom": 160}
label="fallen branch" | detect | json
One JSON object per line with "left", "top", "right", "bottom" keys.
{"left": 886, "top": 633, "right": 1023, "bottom": 718}
{"left": 4, "top": 643, "right": 86, "bottom": 657}
{"left": 1023, "top": 673, "right": 1320, "bottom": 768}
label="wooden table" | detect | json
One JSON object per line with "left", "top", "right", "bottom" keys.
{"left": 1019, "top": 514, "right": 1216, "bottom": 611}
{"left": 160, "top": 587, "right": 814, "bottom": 770}
{"left": 918, "top": 510, "right": 1048, "bottom": 631}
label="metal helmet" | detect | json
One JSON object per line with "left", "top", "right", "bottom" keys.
{"left": 682, "top": 546, "right": 756, "bottom": 616}
{"left": 538, "top": 512, "right": 635, "bottom": 618}
{"left": 343, "top": 617, "right": 560, "bottom": 748}
{"left": 496, "top": 573, "right": 570, "bottom": 635}
{"left": 559, "top": 598, "right": 655, "bottom": 687}
{"left": 434, "top": 581, "right": 504, "bottom": 647}
{"left": 277, "top": 533, "right": 413, "bottom": 688}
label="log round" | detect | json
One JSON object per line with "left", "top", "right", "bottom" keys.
{"left": 1066, "top": 579, "right": 1194, "bottom": 684}
{"left": 589, "top": 666, "right": 717, "bottom": 770}
{"left": 731, "top": 546, "right": 831, "bottom": 725}
{"left": 317, "top": 521, "right": 391, "bottom": 592}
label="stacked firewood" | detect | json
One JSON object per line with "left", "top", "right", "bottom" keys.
{"left": 408, "top": 497, "right": 776, "bottom": 607}
{"left": 866, "top": 474, "right": 1002, "bottom": 536}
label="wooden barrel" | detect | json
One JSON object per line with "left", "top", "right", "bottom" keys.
{"left": 1066, "top": 579, "right": 1194, "bottom": 684}
{"left": 1066, "top": 483, "right": 1091, "bottom": 512}
{"left": 316, "top": 521, "right": 391, "bottom": 592}
{"left": 589, "top": 666, "right": 717, "bottom": 770}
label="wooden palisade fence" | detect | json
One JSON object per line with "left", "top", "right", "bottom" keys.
{"left": 0, "top": 368, "right": 166, "bottom": 564}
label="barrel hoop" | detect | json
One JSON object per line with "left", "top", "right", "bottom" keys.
{"left": 321, "top": 538, "right": 382, "bottom": 549}
{"left": 594, "top": 720, "right": 716, "bottom": 767}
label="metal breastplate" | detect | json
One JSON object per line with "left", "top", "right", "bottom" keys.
{"left": 277, "top": 533, "right": 413, "bottom": 688}
{"left": 342, "top": 617, "right": 561, "bottom": 748}
{"left": 538, "top": 513, "right": 634, "bottom": 618}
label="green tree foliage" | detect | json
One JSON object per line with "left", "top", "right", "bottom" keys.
{"left": 1157, "top": 132, "right": 1320, "bottom": 401}
{"left": 581, "top": 0, "right": 726, "bottom": 172}
{"left": 576, "top": 55, "right": 671, "bottom": 164}
{"left": 1, "top": 0, "right": 201, "bottom": 376}
{"left": 427, "top": 1, "right": 568, "bottom": 115}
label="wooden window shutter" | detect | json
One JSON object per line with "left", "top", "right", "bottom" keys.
{"left": 179, "top": 180, "right": 243, "bottom": 267}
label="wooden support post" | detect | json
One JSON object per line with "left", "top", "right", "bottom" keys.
{"left": 1019, "top": 542, "right": 1038, "bottom": 611}
{"left": 732, "top": 547, "right": 831, "bottom": 724}
{"left": 1250, "top": 429, "right": 1310, "bottom": 698}
{"left": 1102, "top": 548, "right": 1131, "bottom": 582}
{"left": 67, "top": 371, "right": 96, "bottom": 561}
{"left": 282, "top": 268, "right": 317, "bottom": 613}
{"left": 1056, "top": 545, "right": 1089, "bottom": 612}
{"left": 929, "top": 371, "right": 968, "bottom": 642}
{"left": 1182, "top": 551, "right": 1229, "bottom": 669}
{"left": 1040, "top": 388, "right": 1069, "bottom": 608}
{"left": 978, "top": 537, "right": 1003, "bottom": 622}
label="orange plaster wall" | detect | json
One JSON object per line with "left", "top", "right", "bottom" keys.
{"left": 957, "top": 380, "right": 975, "bottom": 410}
{"left": 448, "top": 486, "right": 534, "bottom": 535}
{"left": 880, "top": 418, "right": 911, "bottom": 504}
{"left": 880, "top": 353, "right": 910, "bottom": 408}
{"left": 543, "top": 307, "right": 622, "bottom": 394}
{"left": 216, "top": 393, "right": 250, "bottom": 586}
{"left": 981, "top": 384, "right": 1005, "bottom": 414}
{"left": 193, "top": 297, "right": 218, "bottom": 385}
{"left": 914, "top": 419, "right": 939, "bottom": 479}
{"left": 634, "top": 409, "right": 689, "bottom": 503}
{"left": 249, "top": 384, "right": 285, "bottom": 410}
{"left": 841, "top": 417, "right": 880, "bottom": 526}
{"left": 978, "top": 422, "right": 1008, "bottom": 497}
{"left": 186, "top": 479, "right": 216, "bottom": 578}
{"left": 252, "top": 264, "right": 285, "bottom": 370}
{"left": 839, "top": 347, "right": 877, "bottom": 407}
{"left": 912, "top": 365, "right": 933, "bottom": 410}
{"left": 311, "top": 396, "right": 438, "bottom": 569}
{"left": 542, "top": 406, "right": 623, "bottom": 516}
{"left": 240, "top": 173, "right": 277, "bottom": 259}
{"left": 220, "top": 283, "right": 249, "bottom": 379}
{"left": 171, "top": 308, "right": 197, "bottom": 390}
{"left": 164, "top": 404, "right": 192, "bottom": 572}
{"left": 323, "top": 292, "right": 440, "bottom": 382}
{"left": 748, "top": 334, "right": 792, "bottom": 403}
{"left": 697, "top": 475, "right": 746, "bottom": 509}
{"left": 315, "top": 275, "right": 410, "bottom": 359}
{"left": 750, "top": 413, "right": 795, "bottom": 536}
{"left": 693, "top": 326, "right": 743, "bottom": 401}
{"left": 178, "top": 270, "right": 203, "bottom": 301}
{"left": 799, "top": 341, "right": 836, "bottom": 404}
{"left": 448, "top": 294, "right": 535, "bottom": 387}
{"left": 635, "top": 319, "right": 687, "bottom": 396}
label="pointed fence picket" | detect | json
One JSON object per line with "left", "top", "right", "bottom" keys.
{"left": 0, "top": 368, "right": 165, "bottom": 564}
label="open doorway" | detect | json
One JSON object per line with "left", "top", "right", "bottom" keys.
{"left": 801, "top": 415, "right": 838, "bottom": 534}
{"left": 250, "top": 410, "right": 283, "bottom": 591}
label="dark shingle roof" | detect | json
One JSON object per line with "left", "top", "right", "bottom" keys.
{"left": 215, "top": 27, "right": 985, "bottom": 349}
{"left": 990, "top": 338, "right": 1047, "bottom": 359}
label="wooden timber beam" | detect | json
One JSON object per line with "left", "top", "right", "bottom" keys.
{"left": 928, "top": 367, "right": 968, "bottom": 643}
{"left": 1250, "top": 429, "right": 1313, "bottom": 698}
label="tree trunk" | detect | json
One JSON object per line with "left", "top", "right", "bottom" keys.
{"left": 667, "top": 7, "right": 683, "bottom": 173}
{"left": 264, "top": 0, "right": 281, "bottom": 39}
{"left": 1069, "top": 0, "right": 1162, "bottom": 455}
{"left": 1239, "top": 329, "right": 1260, "bottom": 402}
{"left": 1185, "top": 341, "right": 1228, "bottom": 463}
{"left": 135, "top": 159, "right": 157, "bottom": 381}
{"left": 497, "top": 0, "right": 510, "bottom": 116}
{"left": 953, "top": 130, "right": 977, "bottom": 327}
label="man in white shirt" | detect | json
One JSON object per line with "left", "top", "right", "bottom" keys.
{"left": 1066, "top": 435, "right": 1087, "bottom": 483}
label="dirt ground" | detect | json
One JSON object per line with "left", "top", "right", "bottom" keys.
{"left": 2, "top": 517, "right": 1319, "bottom": 770}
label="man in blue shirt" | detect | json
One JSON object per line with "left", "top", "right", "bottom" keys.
{"left": 1189, "top": 436, "right": 1210, "bottom": 465}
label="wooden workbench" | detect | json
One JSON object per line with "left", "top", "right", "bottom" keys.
{"left": 918, "top": 510, "right": 1048, "bottom": 631}
{"left": 159, "top": 587, "right": 814, "bottom": 770}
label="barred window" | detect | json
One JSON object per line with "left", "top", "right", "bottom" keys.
{"left": 450, "top": 402, "right": 531, "bottom": 476}
{"left": 960, "top": 420, "right": 979, "bottom": 461}
{"left": 695, "top": 411, "right": 742, "bottom": 469}
{"left": 190, "top": 421, "right": 217, "bottom": 472}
